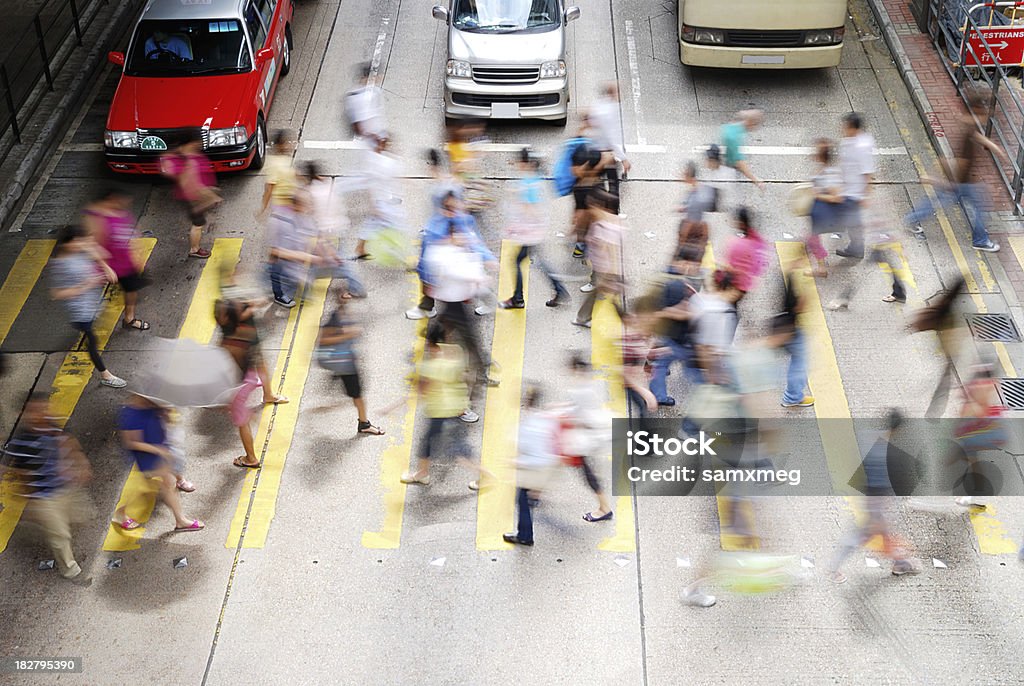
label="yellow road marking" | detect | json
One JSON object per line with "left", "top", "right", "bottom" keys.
{"left": 226, "top": 277, "right": 329, "bottom": 548}
{"left": 968, "top": 504, "right": 1019, "bottom": 555}
{"left": 0, "top": 238, "right": 156, "bottom": 553}
{"left": 0, "top": 240, "right": 53, "bottom": 344}
{"left": 476, "top": 241, "right": 528, "bottom": 549}
{"left": 103, "top": 238, "right": 242, "bottom": 551}
{"left": 591, "top": 298, "right": 635, "bottom": 552}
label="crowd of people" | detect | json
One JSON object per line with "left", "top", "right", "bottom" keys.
{"left": 1, "top": 66, "right": 1021, "bottom": 605}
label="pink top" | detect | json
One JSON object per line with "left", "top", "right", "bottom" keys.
{"left": 725, "top": 231, "right": 769, "bottom": 292}
{"left": 586, "top": 218, "right": 623, "bottom": 276}
{"left": 163, "top": 152, "right": 215, "bottom": 201}
{"left": 89, "top": 209, "right": 136, "bottom": 277}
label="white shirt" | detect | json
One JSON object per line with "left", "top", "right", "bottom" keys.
{"left": 307, "top": 178, "right": 347, "bottom": 235}
{"left": 344, "top": 85, "right": 387, "bottom": 139}
{"left": 424, "top": 242, "right": 485, "bottom": 303}
{"left": 691, "top": 292, "right": 738, "bottom": 350}
{"left": 588, "top": 97, "right": 626, "bottom": 160}
{"left": 839, "top": 132, "right": 876, "bottom": 201}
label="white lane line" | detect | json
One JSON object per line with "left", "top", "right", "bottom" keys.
{"left": 623, "top": 20, "right": 647, "bottom": 147}
{"left": 691, "top": 144, "right": 909, "bottom": 156}
{"left": 369, "top": 16, "right": 390, "bottom": 85}
{"left": 304, "top": 140, "right": 365, "bottom": 150}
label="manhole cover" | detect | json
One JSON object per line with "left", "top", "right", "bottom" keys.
{"left": 965, "top": 313, "right": 1021, "bottom": 342}
{"left": 999, "top": 378, "right": 1024, "bottom": 410}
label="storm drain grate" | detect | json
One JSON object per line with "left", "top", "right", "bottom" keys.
{"left": 965, "top": 313, "right": 1021, "bottom": 342}
{"left": 999, "top": 378, "right": 1024, "bottom": 410}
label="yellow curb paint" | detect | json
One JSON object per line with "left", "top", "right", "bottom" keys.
{"left": 0, "top": 240, "right": 53, "bottom": 343}
{"left": 476, "top": 241, "right": 528, "bottom": 550}
{"left": 0, "top": 238, "right": 156, "bottom": 553}
{"left": 591, "top": 298, "right": 635, "bottom": 553}
{"left": 969, "top": 504, "right": 1019, "bottom": 555}
{"left": 226, "top": 277, "right": 329, "bottom": 549}
{"left": 102, "top": 238, "right": 241, "bottom": 552}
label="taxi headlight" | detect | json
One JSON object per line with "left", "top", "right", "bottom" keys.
{"left": 207, "top": 126, "right": 248, "bottom": 148}
{"left": 104, "top": 130, "right": 138, "bottom": 148}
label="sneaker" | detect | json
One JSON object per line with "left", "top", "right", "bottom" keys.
{"left": 827, "top": 300, "right": 849, "bottom": 311}
{"left": 274, "top": 296, "right": 296, "bottom": 309}
{"left": 499, "top": 299, "right": 525, "bottom": 310}
{"left": 405, "top": 306, "right": 437, "bottom": 320}
{"left": 891, "top": 560, "right": 921, "bottom": 576}
{"left": 973, "top": 241, "right": 1000, "bottom": 253}
{"left": 580, "top": 282, "right": 595, "bottom": 293}
{"left": 459, "top": 409, "right": 480, "bottom": 423}
{"left": 836, "top": 248, "right": 864, "bottom": 259}
{"left": 572, "top": 319, "right": 592, "bottom": 329}
{"left": 100, "top": 375, "right": 127, "bottom": 389}
{"left": 909, "top": 223, "right": 925, "bottom": 237}
{"left": 781, "top": 395, "right": 815, "bottom": 408}
{"left": 484, "top": 376, "right": 501, "bottom": 388}
{"left": 680, "top": 589, "right": 716, "bottom": 607}
{"left": 468, "top": 480, "right": 480, "bottom": 491}
{"left": 400, "top": 471, "right": 431, "bottom": 486}
{"left": 474, "top": 304, "right": 494, "bottom": 316}
{"left": 502, "top": 533, "right": 534, "bottom": 546}
{"left": 572, "top": 242, "right": 586, "bottom": 258}
{"left": 954, "top": 496, "right": 986, "bottom": 510}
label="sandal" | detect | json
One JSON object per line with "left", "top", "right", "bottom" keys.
{"left": 881, "top": 295, "right": 906, "bottom": 303}
{"left": 112, "top": 517, "right": 141, "bottom": 530}
{"left": 176, "top": 479, "right": 196, "bottom": 493}
{"left": 358, "top": 421, "right": 385, "bottom": 435}
{"left": 122, "top": 318, "right": 151, "bottom": 331}
{"left": 233, "top": 456, "right": 261, "bottom": 469}
{"left": 188, "top": 249, "right": 212, "bottom": 259}
{"left": 583, "top": 511, "right": 614, "bottom": 522}
{"left": 264, "top": 395, "right": 290, "bottom": 405}
{"left": 173, "top": 519, "right": 205, "bottom": 532}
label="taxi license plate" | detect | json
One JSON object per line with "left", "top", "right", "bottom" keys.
{"left": 742, "top": 55, "right": 785, "bottom": 65}
{"left": 491, "top": 102, "right": 520, "bottom": 118}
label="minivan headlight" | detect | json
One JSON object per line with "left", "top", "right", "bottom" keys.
{"left": 104, "top": 130, "right": 138, "bottom": 148}
{"left": 446, "top": 59, "right": 471, "bottom": 78}
{"left": 692, "top": 29, "right": 724, "bottom": 45}
{"left": 207, "top": 126, "right": 248, "bottom": 148}
{"left": 804, "top": 28, "right": 844, "bottom": 45}
{"left": 540, "top": 60, "right": 566, "bottom": 78}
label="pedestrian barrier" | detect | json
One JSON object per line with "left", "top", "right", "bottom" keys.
{"left": 925, "top": 0, "right": 1024, "bottom": 213}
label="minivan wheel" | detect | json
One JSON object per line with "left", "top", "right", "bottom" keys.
{"left": 251, "top": 117, "right": 267, "bottom": 170}
{"left": 280, "top": 25, "right": 292, "bottom": 76}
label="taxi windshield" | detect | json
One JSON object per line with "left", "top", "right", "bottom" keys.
{"left": 126, "top": 19, "right": 252, "bottom": 76}
{"left": 451, "top": 0, "right": 560, "bottom": 33}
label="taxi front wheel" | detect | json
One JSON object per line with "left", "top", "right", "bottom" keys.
{"left": 251, "top": 118, "right": 267, "bottom": 171}
{"left": 281, "top": 25, "right": 292, "bottom": 77}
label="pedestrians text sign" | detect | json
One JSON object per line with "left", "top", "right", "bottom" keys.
{"left": 964, "top": 27, "right": 1024, "bottom": 67}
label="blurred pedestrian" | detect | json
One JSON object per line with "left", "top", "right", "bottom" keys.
{"left": 720, "top": 109, "right": 766, "bottom": 191}
{"left": 589, "top": 82, "right": 631, "bottom": 195}
{"left": 562, "top": 354, "right": 614, "bottom": 521}
{"left": 504, "top": 387, "right": 562, "bottom": 546}
{"left": 267, "top": 192, "right": 321, "bottom": 308}
{"left": 344, "top": 62, "right": 387, "bottom": 147}
{"left": 2, "top": 392, "right": 93, "bottom": 583}
{"left": 690, "top": 269, "right": 743, "bottom": 386}
{"left": 835, "top": 112, "right": 875, "bottom": 260}
{"left": 621, "top": 308, "right": 658, "bottom": 415}
{"left": 910, "top": 277, "right": 966, "bottom": 418}
{"left": 49, "top": 225, "right": 126, "bottom": 388}
{"left": 724, "top": 206, "right": 769, "bottom": 300}
{"left": 649, "top": 246, "right": 705, "bottom": 406}
{"left": 903, "top": 89, "right": 1004, "bottom": 252}
{"left": 161, "top": 132, "right": 218, "bottom": 259}
{"left": 950, "top": 363, "right": 1007, "bottom": 511}
{"left": 446, "top": 119, "right": 493, "bottom": 215}
{"left": 115, "top": 393, "right": 204, "bottom": 532}
{"left": 827, "top": 409, "right": 920, "bottom": 583}
{"left": 355, "top": 135, "right": 405, "bottom": 260}
{"left": 574, "top": 188, "right": 625, "bottom": 328}
{"left": 400, "top": 327, "right": 488, "bottom": 489}
{"left": 805, "top": 138, "right": 844, "bottom": 278}
{"left": 83, "top": 187, "right": 150, "bottom": 331}
{"left": 259, "top": 129, "right": 298, "bottom": 218}
{"left": 773, "top": 270, "right": 814, "bottom": 408}
{"left": 317, "top": 289, "right": 384, "bottom": 435}
{"left": 569, "top": 119, "right": 613, "bottom": 259}
{"left": 675, "top": 160, "right": 715, "bottom": 255}
{"left": 427, "top": 147, "right": 464, "bottom": 211}
{"left": 499, "top": 148, "right": 569, "bottom": 309}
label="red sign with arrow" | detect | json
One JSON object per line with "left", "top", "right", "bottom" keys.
{"left": 964, "top": 26, "right": 1024, "bottom": 66}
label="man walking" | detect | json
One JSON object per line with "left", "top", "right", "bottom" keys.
{"left": 344, "top": 62, "right": 388, "bottom": 147}
{"left": 720, "top": 109, "right": 766, "bottom": 191}
{"left": 835, "top": 112, "right": 876, "bottom": 260}
{"left": 589, "top": 82, "right": 632, "bottom": 196}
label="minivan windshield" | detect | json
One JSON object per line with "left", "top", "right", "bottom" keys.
{"left": 452, "top": 0, "right": 560, "bottom": 33}
{"left": 126, "top": 19, "right": 252, "bottom": 77}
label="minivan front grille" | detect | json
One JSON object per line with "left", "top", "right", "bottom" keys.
{"left": 472, "top": 65, "right": 540, "bottom": 84}
{"left": 724, "top": 30, "right": 805, "bottom": 48}
{"left": 452, "top": 92, "right": 560, "bottom": 108}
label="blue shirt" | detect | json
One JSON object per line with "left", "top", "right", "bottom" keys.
{"left": 721, "top": 121, "right": 746, "bottom": 167}
{"left": 119, "top": 405, "right": 167, "bottom": 473}
{"left": 2, "top": 429, "right": 66, "bottom": 498}
{"left": 416, "top": 212, "right": 495, "bottom": 285}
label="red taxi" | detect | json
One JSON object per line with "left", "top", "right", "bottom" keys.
{"left": 104, "top": 0, "right": 293, "bottom": 174}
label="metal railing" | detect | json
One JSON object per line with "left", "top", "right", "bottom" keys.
{"left": 0, "top": 0, "right": 108, "bottom": 153}
{"left": 926, "top": 0, "right": 1024, "bottom": 214}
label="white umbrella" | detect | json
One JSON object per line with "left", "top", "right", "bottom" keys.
{"left": 135, "top": 338, "right": 242, "bottom": 408}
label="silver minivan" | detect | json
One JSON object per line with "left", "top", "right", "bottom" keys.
{"left": 432, "top": 0, "right": 580, "bottom": 126}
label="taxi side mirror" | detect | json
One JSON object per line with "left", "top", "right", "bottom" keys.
{"left": 565, "top": 6, "right": 581, "bottom": 22}
{"left": 255, "top": 47, "right": 274, "bottom": 67}
{"left": 108, "top": 51, "right": 125, "bottom": 67}
{"left": 432, "top": 5, "right": 449, "bottom": 22}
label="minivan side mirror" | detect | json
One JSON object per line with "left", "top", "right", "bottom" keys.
{"left": 255, "top": 47, "right": 274, "bottom": 67}
{"left": 432, "top": 5, "right": 449, "bottom": 22}
{"left": 108, "top": 51, "right": 125, "bottom": 67}
{"left": 565, "top": 6, "right": 581, "bottom": 22}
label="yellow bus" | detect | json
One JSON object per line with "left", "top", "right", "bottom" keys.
{"left": 679, "top": 0, "right": 847, "bottom": 69}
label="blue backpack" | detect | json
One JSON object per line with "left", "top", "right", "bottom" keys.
{"left": 552, "top": 137, "right": 591, "bottom": 197}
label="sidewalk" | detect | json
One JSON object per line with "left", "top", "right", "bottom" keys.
{"left": 869, "top": 0, "right": 1024, "bottom": 299}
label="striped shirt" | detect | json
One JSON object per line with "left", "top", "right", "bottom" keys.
{"left": 2, "top": 428, "right": 66, "bottom": 498}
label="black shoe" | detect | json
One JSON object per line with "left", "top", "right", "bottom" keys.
{"left": 836, "top": 248, "right": 863, "bottom": 259}
{"left": 503, "top": 533, "right": 534, "bottom": 546}
{"left": 572, "top": 242, "right": 586, "bottom": 258}
{"left": 546, "top": 291, "right": 568, "bottom": 307}
{"left": 499, "top": 298, "right": 525, "bottom": 309}
{"left": 657, "top": 397, "right": 677, "bottom": 407}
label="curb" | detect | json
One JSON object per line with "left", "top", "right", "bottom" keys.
{"left": 0, "top": 1, "right": 140, "bottom": 231}
{"left": 866, "top": 0, "right": 956, "bottom": 161}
